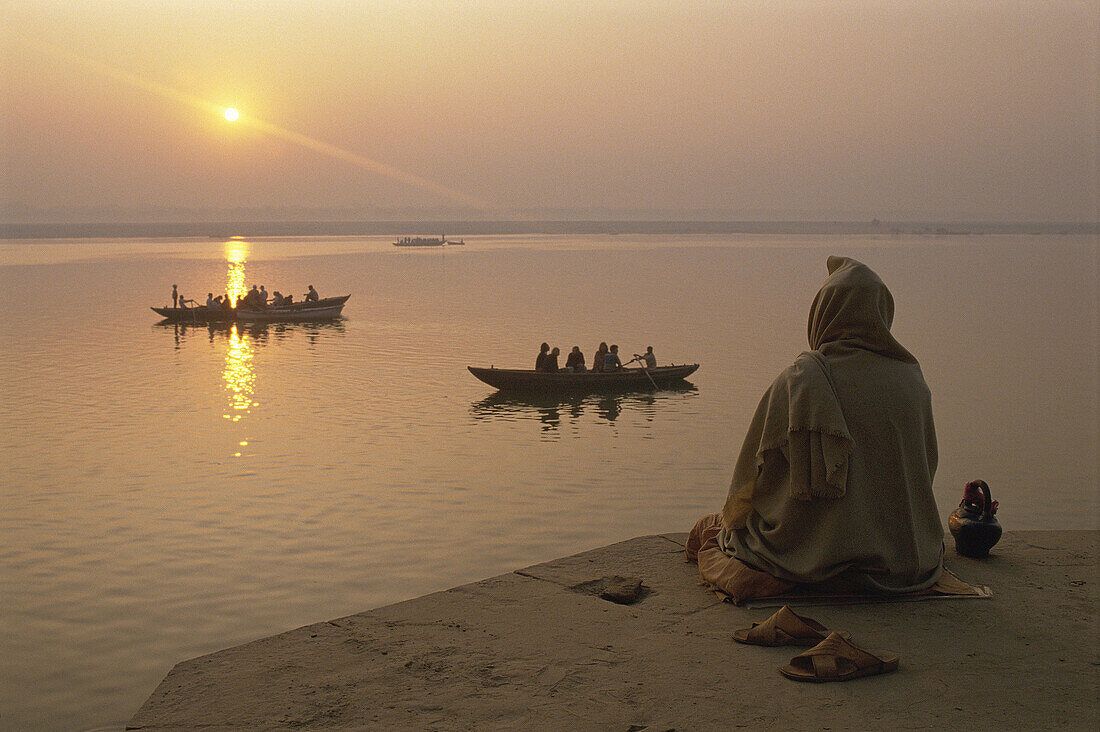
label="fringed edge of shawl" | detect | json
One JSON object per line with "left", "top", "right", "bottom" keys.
{"left": 720, "top": 354, "right": 854, "bottom": 529}
{"left": 721, "top": 426, "right": 852, "bottom": 529}
{"left": 787, "top": 429, "right": 852, "bottom": 501}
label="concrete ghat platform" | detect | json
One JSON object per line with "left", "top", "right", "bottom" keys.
{"left": 129, "top": 531, "right": 1097, "bottom": 730}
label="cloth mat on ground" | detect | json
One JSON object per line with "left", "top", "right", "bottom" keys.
{"left": 736, "top": 568, "right": 991, "bottom": 609}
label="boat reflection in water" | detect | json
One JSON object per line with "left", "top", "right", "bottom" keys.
{"left": 470, "top": 383, "right": 698, "bottom": 430}
{"left": 155, "top": 240, "right": 347, "bottom": 456}
{"left": 156, "top": 320, "right": 347, "bottom": 456}
{"left": 162, "top": 319, "right": 347, "bottom": 343}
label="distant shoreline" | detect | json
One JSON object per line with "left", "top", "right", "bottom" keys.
{"left": 2, "top": 220, "right": 1096, "bottom": 240}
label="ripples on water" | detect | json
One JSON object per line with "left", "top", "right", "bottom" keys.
{"left": 0, "top": 234, "right": 1095, "bottom": 729}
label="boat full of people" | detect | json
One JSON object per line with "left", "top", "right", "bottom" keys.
{"left": 152, "top": 284, "right": 348, "bottom": 323}
{"left": 234, "top": 295, "right": 349, "bottom": 322}
{"left": 393, "top": 234, "right": 464, "bottom": 247}
{"left": 467, "top": 364, "right": 699, "bottom": 392}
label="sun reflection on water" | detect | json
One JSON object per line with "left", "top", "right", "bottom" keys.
{"left": 222, "top": 242, "right": 255, "bottom": 450}
{"left": 223, "top": 324, "right": 255, "bottom": 424}
{"left": 224, "top": 239, "right": 249, "bottom": 303}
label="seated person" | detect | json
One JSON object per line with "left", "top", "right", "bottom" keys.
{"left": 603, "top": 344, "right": 623, "bottom": 371}
{"left": 544, "top": 346, "right": 560, "bottom": 372}
{"left": 535, "top": 342, "right": 551, "bottom": 371}
{"left": 687, "top": 257, "right": 943, "bottom": 602}
{"left": 270, "top": 291, "right": 285, "bottom": 306}
{"left": 565, "top": 346, "right": 585, "bottom": 371}
{"left": 205, "top": 293, "right": 219, "bottom": 309}
{"left": 592, "top": 342, "right": 608, "bottom": 372}
{"left": 639, "top": 346, "right": 657, "bottom": 369}
{"left": 305, "top": 285, "right": 319, "bottom": 302}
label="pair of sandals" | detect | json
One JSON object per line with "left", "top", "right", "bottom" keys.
{"left": 733, "top": 605, "right": 899, "bottom": 682}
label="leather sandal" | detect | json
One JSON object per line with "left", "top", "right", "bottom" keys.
{"left": 779, "top": 631, "right": 899, "bottom": 682}
{"left": 732, "top": 605, "right": 848, "bottom": 646}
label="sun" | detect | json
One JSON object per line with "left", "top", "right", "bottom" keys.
{"left": 224, "top": 107, "right": 240, "bottom": 122}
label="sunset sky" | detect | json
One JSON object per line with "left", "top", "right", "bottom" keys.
{"left": 2, "top": 1, "right": 1096, "bottom": 222}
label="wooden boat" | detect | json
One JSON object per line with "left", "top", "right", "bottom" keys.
{"left": 235, "top": 295, "right": 349, "bottom": 322}
{"left": 467, "top": 364, "right": 699, "bottom": 392}
{"left": 150, "top": 305, "right": 233, "bottom": 322}
{"left": 152, "top": 295, "right": 349, "bottom": 323}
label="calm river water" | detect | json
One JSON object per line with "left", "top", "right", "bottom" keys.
{"left": 0, "top": 233, "right": 1096, "bottom": 729}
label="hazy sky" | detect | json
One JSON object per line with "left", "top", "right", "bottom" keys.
{"left": 2, "top": 1, "right": 1097, "bottom": 221}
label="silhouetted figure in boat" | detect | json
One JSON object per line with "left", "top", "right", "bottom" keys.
{"left": 205, "top": 293, "right": 219, "bottom": 308}
{"left": 592, "top": 342, "right": 609, "bottom": 372}
{"left": 544, "top": 346, "right": 560, "bottom": 372}
{"left": 603, "top": 344, "right": 623, "bottom": 371}
{"left": 565, "top": 346, "right": 586, "bottom": 372}
{"left": 258, "top": 285, "right": 269, "bottom": 306}
{"left": 171, "top": 284, "right": 178, "bottom": 308}
{"left": 687, "top": 256, "right": 944, "bottom": 601}
{"left": 630, "top": 346, "right": 657, "bottom": 369}
{"left": 535, "top": 342, "right": 551, "bottom": 371}
{"left": 305, "top": 285, "right": 319, "bottom": 302}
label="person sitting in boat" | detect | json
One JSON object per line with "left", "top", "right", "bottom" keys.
{"left": 178, "top": 295, "right": 194, "bottom": 308}
{"left": 270, "top": 291, "right": 287, "bottom": 306}
{"left": 565, "top": 346, "right": 586, "bottom": 372}
{"left": 603, "top": 344, "right": 623, "bottom": 371}
{"left": 592, "top": 342, "right": 609, "bottom": 372}
{"left": 686, "top": 256, "right": 944, "bottom": 602}
{"left": 305, "top": 285, "right": 319, "bottom": 302}
{"left": 258, "top": 285, "right": 269, "bottom": 306}
{"left": 535, "top": 342, "right": 551, "bottom": 371}
{"left": 222, "top": 294, "right": 234, "bottom": 313}
{"left": 205, "top": 293, "right": 220, "bottom": 309}
{"left": 634, "top": 346, "right": 657, "bottom": 369}
{"left": 242, "top": 285, "right": 260, "bottom": 307}
{"left": 544, "top": 346, "right": 560, "bottom": 372}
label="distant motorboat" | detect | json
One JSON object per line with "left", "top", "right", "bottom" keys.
{"left": 392, "top": 234, "right": 465, "bottom": 247}
{"left": 393, "top": 236, "right": 445, "bottom": 247}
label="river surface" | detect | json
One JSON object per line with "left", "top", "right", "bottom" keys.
{"left": 0, "top": 233, "right": 1096, "bottom": 729}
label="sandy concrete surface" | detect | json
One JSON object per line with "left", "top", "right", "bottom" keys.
{"left": 129, "top": 530, "right": 1097, "bottom": 730}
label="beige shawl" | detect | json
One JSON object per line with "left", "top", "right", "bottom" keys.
{"left": 719, "top": 256, "right": 943, "bottom": 592}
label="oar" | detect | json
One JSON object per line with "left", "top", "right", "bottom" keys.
{"left": 627, "top": 355, "right": 660, "bottom": 390}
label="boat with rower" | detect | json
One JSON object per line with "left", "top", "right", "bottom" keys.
{"left": 151, "top": 295, "right": 350, "bottom": 323}
{"left": 467, "top": 363, "right": 699, "bottom": 392}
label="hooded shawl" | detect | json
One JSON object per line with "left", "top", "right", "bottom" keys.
{"left": 718, "top": 256, "right": 943, "bottom": 593}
